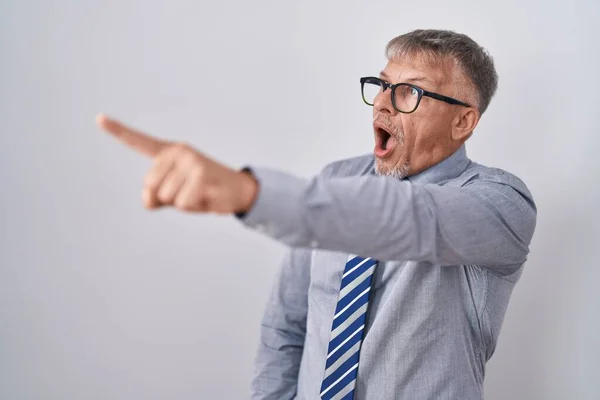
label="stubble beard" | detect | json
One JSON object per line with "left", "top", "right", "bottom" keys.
{"left": 375, "top": 160, "right": 410, "bottom": 179}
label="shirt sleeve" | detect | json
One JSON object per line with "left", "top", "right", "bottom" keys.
{"left": 237, "top": 166, "right": 537, "bottom": 269}
{"left": 250, "top": 247, "right": 311, "bottom": 400}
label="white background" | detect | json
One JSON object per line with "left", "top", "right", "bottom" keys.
{"left": 1, "top": 0, "right": 599, "bottom": 398}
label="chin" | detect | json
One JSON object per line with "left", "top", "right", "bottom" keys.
{"left": 375, "top": 158, "right": 410, "bottom": 179}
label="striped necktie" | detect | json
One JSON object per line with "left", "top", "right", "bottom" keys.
{"left": 319, "top": 255, "right": 378, "bottom": 400}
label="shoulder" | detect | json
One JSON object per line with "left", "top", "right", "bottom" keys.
{"left": 460, "top": 161, "right": 533, "bottom": 195}
{"left": 455, "top": 160, "right": 537, "bottom": 214}
{"left": 319, "top": 153, "right": 375, "bottom": 178}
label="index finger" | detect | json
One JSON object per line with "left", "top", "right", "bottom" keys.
{"left": 96, "top": 113, "right": 168, "bottom": 157}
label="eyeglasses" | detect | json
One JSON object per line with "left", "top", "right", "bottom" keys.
{"left": 360, "top": 76, "right": 471, "bottom": 114}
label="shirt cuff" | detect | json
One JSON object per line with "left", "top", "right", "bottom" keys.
{"left": 234, "top": 166, "right": 312, "bottom": 245}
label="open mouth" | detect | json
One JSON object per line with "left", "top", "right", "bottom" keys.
{"left": 374, "top": 125, "right": 397, "bottom": 158}
{"left": 377, "top": 127, "right": 391, "bottom": 150}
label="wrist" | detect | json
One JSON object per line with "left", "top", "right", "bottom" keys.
{"left": 236, "top": 167, "right": 259, "bottom": 216}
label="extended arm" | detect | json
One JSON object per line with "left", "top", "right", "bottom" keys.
{"left": 239, "top": 167, "right": 536, "bottom": 268}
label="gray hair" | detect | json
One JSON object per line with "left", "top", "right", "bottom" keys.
{"left": 385, "top": 29, "right": 498, "bottom": 114}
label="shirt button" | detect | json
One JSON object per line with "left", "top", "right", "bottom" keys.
{"left": 310, "top": 240, "right": 319, "bottom": 248}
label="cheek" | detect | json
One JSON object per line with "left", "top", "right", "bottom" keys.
{"left": 411, "top": 116, "right": 438, "bottom": 141}
{"left": 399, "top": 117, "right": 420, "bottom": 144}
{"left": 417, "top": 121, "right": 451, "bottom": 153}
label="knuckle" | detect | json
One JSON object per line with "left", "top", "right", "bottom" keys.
{"left": 174, "top": 197, "right": 189, "bottom": 210}
{"left": 157, "top": 142, "right": 184, "bottom": 158}
{"left": 171, "top": 143, "right": 199, "bottom": 166}
{"left": 180, "top": 152, "right": 196, "bottom": 167}
{"left": 144, "top": 174, "right": 155, "bottom": 187}
{"left": 174, "top": 141, "right": 191, "bottom": 152}
{"left": 157, "top": 186, "right": 173, "bottom": 203}
{"left": 176, "top": 195, "right": 198, "bottom": 211}
{"left": 144, "top": 171, "right": 162, "bottom": 189}
{"left": 157, "top": 144, "right": 175, "bottom": 158}
{"left": 191, "top": 164, "right": 205, "bottom": 179}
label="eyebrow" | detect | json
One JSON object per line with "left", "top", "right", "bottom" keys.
{"left": 379, "top": 71, "right": 431, "bottom": 85}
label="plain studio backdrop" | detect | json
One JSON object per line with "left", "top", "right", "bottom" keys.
{"left": 1, "top": 0, "right": 599, "bottom": 399}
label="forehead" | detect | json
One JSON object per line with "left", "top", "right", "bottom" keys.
{"left": 380, "top": 56, "right": 452, "bottom": 88}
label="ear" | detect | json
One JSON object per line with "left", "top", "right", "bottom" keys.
{"left": 451, "top": 107, "right": 480, "bottom": 142}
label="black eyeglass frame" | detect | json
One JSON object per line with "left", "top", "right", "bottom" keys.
{"left": 360, "top": 76, "right": 471, "bottom": 113}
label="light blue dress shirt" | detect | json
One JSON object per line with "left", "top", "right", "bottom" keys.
{"left": 239, "top": 145, "right": 537, "bottom": 400}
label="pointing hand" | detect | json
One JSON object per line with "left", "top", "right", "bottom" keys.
{"left": 96, "top": 113, "right": 258, "bottom": 214}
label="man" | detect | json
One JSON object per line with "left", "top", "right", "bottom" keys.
{"left": 97, "top": 29, "right": 536, "bottom": 400}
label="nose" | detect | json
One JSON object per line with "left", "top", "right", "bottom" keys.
{"left": 373, "top": 85, "right": 396, "bottom": 115}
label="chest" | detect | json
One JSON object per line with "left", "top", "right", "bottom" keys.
{"left": 307, "top": 249, "right": 480, "bottom": 319}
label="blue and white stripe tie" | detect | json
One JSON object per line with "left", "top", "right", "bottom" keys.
{"left": 320, "top": 254, "right": 378, "bottom": 400}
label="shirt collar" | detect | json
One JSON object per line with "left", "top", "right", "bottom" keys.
{"left": 402, "top": 145, "right": 471, "bottom": 185}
